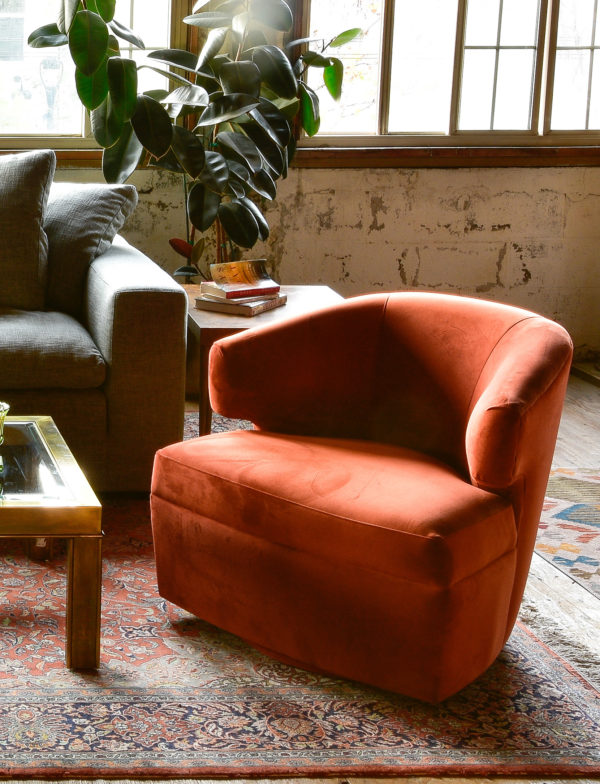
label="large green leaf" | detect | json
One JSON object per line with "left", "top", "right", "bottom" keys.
{"left": 217, "top": 131, "right": 263, "bottom": 173}
{"left": 323, "top": 57, "right": 343, "bottom": 100}
{"left": 218, "top": 200, "right": 259, "bottom": 247}
{"left": 109, "top": 18, "right": 145, "bottom": 49}
{"left": 131, "top": 94, "right": 173, "bottom": 157}
{"left": 299, "top": 81, "right": 320, "bottom": 136}
{"left": 91, "top": 96, "right": 123, "bottom": 147}
{"left": 151, "top": 148, "right": 185, "bottom": 174}
{"left": 232, "top": 11, "right": 250, "bottom": 38}
{"left": 301, "top": 51, "right": 332, "bottom": 67}
{"left": 75, "top": 62, "right": 109, "bottom": 109}
{"left": 199, "top": 151, "right": 230, "bottom": 192}
{"left": 216, "top": 0, "right": 246, "bottom": 12}
{"left": 219, "top": 61, "right": 261, "bottom": 97}
{"left": 192, "top": 0, "right": 211, "bottom": 9}
{"left": 96, "top": 0, "right": 116, "bottom": 22}
{"left": 107, "top": 56, "right": 138, "bottom": 120}
{"left": 250, "top": 0, "right": 293, "bottom": 32}
{"left": 69, "top": 11, "right": 109, "bottom": 76}
{"left": 239, "top": 195, "right": 269, "bottom": 240}
{"left": 102, "top": 122, "right": 144, "bottom": 182}
{"left": 249, "top": 167, "right": 276, "bottom": 200}
{"left": 184, "top": 12, "right": 233, "bottom": 28}
{"left": 28, "top": 24, "right": 68, "bottom": 47}
{"left": 251, "top": 101, "right": 291, "bottom": 146}
{"left": 147, "top": 48, "right": 198, "bottom": 72}
{"left": 241, "top": 122, "right": 284, "bottom": 174}
{"left": 252, "top": 45, "right": 297, "bottom": 99}
{"left": 196, "top": 27, "right": 228, "bottom": 69}
{"left": 171, "top": 125, "right": 206, "bottom": 178}
{"left": 226, "top": 159, "right": 252, "bottom": 188}
{"left": 195, "top": 93, "right": 260, "bottom": 127}
{"left": 329, "top": 27, "right": 362, "bottom": 47}
{"left": 162, "top": 84, "right": 210, "bottom": 110}
{"left": 58, "top": 0, "right": 80, "bottom": 34}
{"left": 188, "top": 182, "right": 221, "bottom": 232}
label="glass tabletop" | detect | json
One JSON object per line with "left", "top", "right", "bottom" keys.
{"left": 0, "top": 420, "right": 68, "bottom": 501}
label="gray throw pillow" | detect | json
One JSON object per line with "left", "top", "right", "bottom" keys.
{"left": 45, "top": 181, "right": 138, "bottom": 316}
{"left": 0, "top": 149, "right": 56, "bottom": 310}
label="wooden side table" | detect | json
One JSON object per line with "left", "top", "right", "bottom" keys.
{"left": 185, "top": 284, "right": 344, "bottom": 435}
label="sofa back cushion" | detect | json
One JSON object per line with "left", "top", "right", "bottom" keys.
{"left": 0, "top": 149, "right": 56, "bottom": 310}
{"left": 45, "top": 181, "right": 138, "bottom": 317}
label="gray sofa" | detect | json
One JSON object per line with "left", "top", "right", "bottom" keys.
{"left": 0, "top": 149, "right": 187, "bottom": 492}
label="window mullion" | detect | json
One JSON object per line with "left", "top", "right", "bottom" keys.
{"left": 542, "top": 0, "right": 560, "bottom": 133}
{"left": 585, "top": 0, "right": 599, "bottom": 129}
{"left": 449, "top": 0, "right": 468, "bottom": 134}
{"left": 490, "top": 0, "right": 505, "bottom": 131}
{"left": 378, "top": 0, "right": 396, "bottom": 136}
{"left": 529, "top": 0, "right": 549, "bottom": 134}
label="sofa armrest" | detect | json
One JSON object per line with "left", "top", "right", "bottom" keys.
{"left": 84, "top": 235, "right": 188, "bottom": 490}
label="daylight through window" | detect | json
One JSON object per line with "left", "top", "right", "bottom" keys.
{"left": 303, "top": 0, "right": 600, "bottom": 146}
{"left": 0, "top": 0, "right": 171, "bottom": 145}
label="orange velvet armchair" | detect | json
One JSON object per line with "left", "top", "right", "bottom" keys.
{"left": 150, "top": 292, "right": 573, "bottom": 702}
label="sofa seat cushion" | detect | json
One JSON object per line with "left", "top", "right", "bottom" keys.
{"left": 152, "top": 430, "right": 516, "bottom": 588}
{"left": 0, "top": 309, "right": 105, "bottom": 389}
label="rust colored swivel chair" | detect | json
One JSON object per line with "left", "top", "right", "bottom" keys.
{"left": 150, "top": 292, "right": 573, "bottom": 702}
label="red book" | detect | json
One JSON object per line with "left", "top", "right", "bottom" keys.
{"left": 203, "top": 259, "right": 280, "bottom": 299}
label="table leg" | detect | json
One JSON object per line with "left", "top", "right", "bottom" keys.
{"left": 66, "top": 535, "right": 102, "bottom": 669}
{"left": 199, "top": 343, "right": 213, "bottom": 435}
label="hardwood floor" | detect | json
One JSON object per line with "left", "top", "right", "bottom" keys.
{"left": 554, "top": 372, "right": 600, "bottom": 468}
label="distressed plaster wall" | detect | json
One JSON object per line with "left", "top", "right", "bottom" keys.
{"left": 56, "top": 165, "right": 600, "bottom": 355}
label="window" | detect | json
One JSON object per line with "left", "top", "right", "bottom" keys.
{"left": 0, "top": 0, "right": 179, "bottom": 149}
{"left": 301, "top": 0, "right": 600, "bottom": 158}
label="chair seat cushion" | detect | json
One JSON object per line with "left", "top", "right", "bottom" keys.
{"left": 0, "top": 309, "right": 105, "bottom": 389}
{"left": 152, "top": 430, "right": 516, "bottom": 588}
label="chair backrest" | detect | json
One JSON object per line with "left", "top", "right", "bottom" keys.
{"left": 210, "top": 290, "right": 573, "bottom": 640}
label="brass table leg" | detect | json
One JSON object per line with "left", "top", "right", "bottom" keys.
{"left": 66, "top": 535, "right": 102, "bottom": 669}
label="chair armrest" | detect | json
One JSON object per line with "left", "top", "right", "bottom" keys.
{"left": 465, "top": 317, "right": 573, "bottom": 492}
{"left": 209, "top": 294, "right": 385, "bottom": 436}
{"left": 84, "top": 235, "right": 188, "bottom": 489}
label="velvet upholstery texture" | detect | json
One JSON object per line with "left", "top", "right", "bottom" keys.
{"left": 150, "top": 292, "right": 573, "bottom": 702}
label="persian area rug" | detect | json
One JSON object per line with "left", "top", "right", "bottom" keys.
{"left": 0, "top": 496, "right": 599, "bottom": 778}
{"left": 538, "top": 468, "right": 600, "bottom": 598}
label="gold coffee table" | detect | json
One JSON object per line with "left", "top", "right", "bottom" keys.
{"left": 0, "top": 416, "right": 102, "bottom": 669}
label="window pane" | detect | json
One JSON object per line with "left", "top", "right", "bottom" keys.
{"left": 465, "top": 0, "right": 501, "bottom": 46}
{"left": 388, "top": 0, "right": 458, "bottom": 133}
{"left": 494, "top": 49, "right": 535, "bottom": 128}
{"left": 588, "top": 54, "right": 600, "bottom": 127}
{"left": 0, "top": 0, "right": 82, "bottom": 135}
{"left": 500, "top": 0, "right": 539, "bottom": 46}
{"left": 551, "top": 49, "right": 591, "bottom": 128}
{"left": 459, "top": 49, "right": 496, "bottom": 129}
{"left": 308, "top": 0, "right": 383, "bottom": 135}
{"left": 116, "top": 0, "right": 171, "bottom": 94}
{"left": 557, "top": 0, "right": 595, "bottom": 46}
{"left": 133, "top": 0, "right": 170, "bottom": 49}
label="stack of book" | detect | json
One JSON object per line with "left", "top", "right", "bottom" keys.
{"left": 195, "top": 260, "right": 286, "bottom": 317}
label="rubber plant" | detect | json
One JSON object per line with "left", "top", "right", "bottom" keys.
{"left": 29, "top": 0, "right": 360, "bottom": 278}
